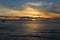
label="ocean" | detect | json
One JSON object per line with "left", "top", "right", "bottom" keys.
{"left": 0, "top": 20, "right": 60, "bottom": 40}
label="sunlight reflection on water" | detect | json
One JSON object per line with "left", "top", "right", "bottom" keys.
{"left": 20, "top": 21, "right": 46, "bottom": 35}
{"left": 0, "top": 21, "right": 60, "bottom": 40}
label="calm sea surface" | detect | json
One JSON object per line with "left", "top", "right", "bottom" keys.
{"left": 0, "top": 21, "right": 60, "bottom": 40}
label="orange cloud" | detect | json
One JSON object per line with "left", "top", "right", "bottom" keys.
{"left": 0, "top": 6, "right": 60, "bottom": 18}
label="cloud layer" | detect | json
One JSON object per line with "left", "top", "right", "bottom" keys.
{"left": 22, "top": 2, "right": 52, "bottom": 8}
{"left": 0, "top": 5, "right": 60, "bottom": 18}
{"left": 0, "top": 2, "right": 60, "bottom": 18}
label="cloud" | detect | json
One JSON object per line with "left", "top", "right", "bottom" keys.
{"left": 0, "top": 5, "right": 60, "bottom": 18}
{"left": 47, "top": 5, "right": 60, "bottom": 14}
{"left": 0, "top": 5, "right": 22, "bottom": 16}
{"left": 22, "top": 2, "right": 53, "bottom": 8}
{"left": 53, "top": 6, "right": 60, "bottom": 12}
{"left": 24, "top": 2, "right": 45, "bottom": 6}
{"left": 22, "top": 7, "right": 60, "bottom": 18}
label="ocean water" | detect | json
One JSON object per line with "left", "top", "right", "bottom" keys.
{"left": 0, "top": 20, "right": 60, "bottom": 40}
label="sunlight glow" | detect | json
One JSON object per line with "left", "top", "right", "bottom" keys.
{"left": 0, "top": 6, "right": 60, "bottom": 18}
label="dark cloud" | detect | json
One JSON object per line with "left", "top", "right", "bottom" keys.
{"left": 47, "top": 5, "right": 60, "bottom": 14}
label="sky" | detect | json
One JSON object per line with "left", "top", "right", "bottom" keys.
{"left": 0, "top": 0, "right": 60, "bottom": 18}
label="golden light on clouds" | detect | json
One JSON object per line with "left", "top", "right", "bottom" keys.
{"left": 22, "top": 7, "right": 40, "bottom": 17}
{"left": 0, "top": 6, "right": 60, "bottom": 18}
